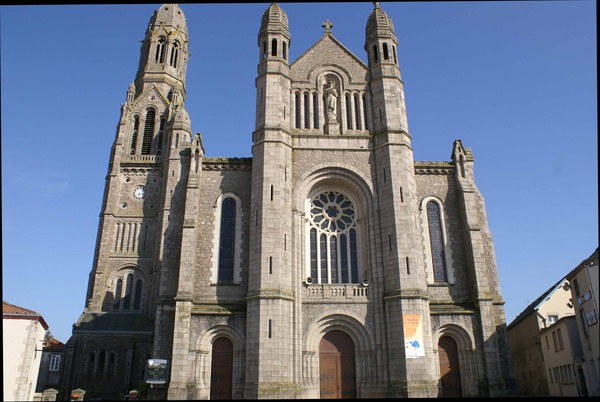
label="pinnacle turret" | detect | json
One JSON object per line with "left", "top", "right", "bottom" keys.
{"left": 365, "top": 2, "right": 396, "bottom": 41}
{"left": 258, "top": 3, "right": 291, "bottom": 62}
{"left": 149, "top": 4, "right": 188, "bottom": 34}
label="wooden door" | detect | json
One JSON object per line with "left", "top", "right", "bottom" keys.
{"left": 438, "top": 336, "right": 462, "bottom": 397}
{"left": 210, "top": 337, "right": 233, "bottom": 400}
{"left": 319, "top": 330, "right": 356, "bottom": 399}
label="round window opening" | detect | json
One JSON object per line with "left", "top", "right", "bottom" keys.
{"left": 310, "top": 191, "right": 355, "bottom": 233}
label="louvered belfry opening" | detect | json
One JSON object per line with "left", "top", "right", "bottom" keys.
{"left": 141, "top": 109, "right": 156, "bottom": 155}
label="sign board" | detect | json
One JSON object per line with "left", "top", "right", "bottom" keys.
{"left": 403, "top": 314, "right": 425, "bottom": 358}
{"left": 144, "top": 359, "right": 169, "bottom": 384}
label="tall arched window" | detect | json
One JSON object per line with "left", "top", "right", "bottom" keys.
{"left": 108, "top": 352, "right": 116, "bottom": 375}
{"left": 313, "top": 92, "right": 319, "bottom": 129}
{"left": 88, "top": 352, "right": 95, "bottom": 374}
{"left": 133, "top": 279, "right": 143, "bottom": 310}
{"left": 155, "top": 37, "right": 166, "bottom": 63}
{"left": 271, "top": 38, "right": 278, "bottom": 57}
{"left": 169, "top": 41, "right": 180, "bottom": 68}
{"left": 354, "top": 94, "right": 361, "bottom": 130}
{"left": 362, "top": 95, "right": 369, "bottom": 131}
{"left": 98, "top": 349, "right": 106, "bottom": 374}
{"left": 130, "top": 116, "right": 140, "bottom": 155}
{"left": 157, "top": 117, "right": 166, "bottom": 155}
{"left": 426, "top": 201, "right": 447, "bottom": 282}
{"left": 295, "top": 92, "right": 301, "bottom": 129}
{"left": 123, "top": 273, "right": 133, "bottom": 310}
{"left": 383, "top": 42, "right": 389, "bottom": 60}
{"left": 112, "top": 269, "right": 144, "bottom": 312}
{"left": 308, "top": 191, "right": 359, "bottom": 284}
{"left": 372, "top": 44, "right": 379, "bottom": 63}
{"left": 141, "top": 108, "right": 155, "bottom": 155}
{"left": 113, "top": 278, "right": 123, "bottom": 310}
{"left": 345, "top": 94, "right": 353, "bottom": 129}
{"left": 218, "top": 198, "right": 236, "bottom": 282}
{"left": 304, "top": 92, "right": 310, "bottom": 129}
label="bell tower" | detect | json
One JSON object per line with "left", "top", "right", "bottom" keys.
{"left": 245, "top": 3, "right": 299, "bottom": 398}
{"left": 366, "top": 2, "right": 438, "bottom": 397}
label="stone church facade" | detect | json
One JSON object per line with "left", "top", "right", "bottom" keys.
{"left": 61, "top": 3, "right": 515, "bottom": 400}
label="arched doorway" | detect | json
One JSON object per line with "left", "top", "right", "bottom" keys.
{"left": 319, "top": 330, "right": 356, "bottom": 399}
{"left": 210, "top": 337, "right": 233, "bottom": 400}
{"left": 438, "top": 335, "right": 462, "bottom": 397}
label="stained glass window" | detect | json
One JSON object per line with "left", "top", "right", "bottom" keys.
{"left": 427, "top": 201, "right": 447, "bottom": 282}
{"left": 218, "top": 198, "right": 236, "bottom": 282}
{"left": 308, "top": 191, "right": 359, "bottom": 284}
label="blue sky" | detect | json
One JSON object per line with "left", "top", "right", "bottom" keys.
{"left": 1, "top": 2, "right": 597, "bottom": 344}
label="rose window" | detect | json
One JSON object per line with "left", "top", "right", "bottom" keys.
{"left": 310, "top": 191, "right": 356, "bottom": 233}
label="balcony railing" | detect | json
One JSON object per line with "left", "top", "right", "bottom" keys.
{"left": 121, "top": 155, "right": 161, "bottom": 164}
{"left": 304, "top": 283, "right": 368, "bottom": 301}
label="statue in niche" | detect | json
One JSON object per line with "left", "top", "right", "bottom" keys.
{"left": 325, "top": 79, "right": 338, "bottom": 121}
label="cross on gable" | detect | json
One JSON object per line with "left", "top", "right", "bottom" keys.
{"left": 322, "top": 19, "right": 333, "bottom": 34}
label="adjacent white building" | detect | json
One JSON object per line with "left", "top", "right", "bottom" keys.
{"left": 508, "top": 247, "right": 599, "bottom": 397}
{"left": 3, "top": 301, "right": 49, "bottom": 401}
{"left": 566, "top": 248, "right": 599, "bottom": 396}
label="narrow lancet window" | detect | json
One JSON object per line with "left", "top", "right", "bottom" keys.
{"left": 283, "top": 41, "right": 287, "bottom": 60}
{"left": 123, "top": 273, "right": 133, "bottom": 310}
{"left": 130, "top": 116, "right": 139, "bottom": 155}
{"left": 383, "top": 43, "right": 389, "bottom": 60}
{"left": 113, "top": 278, "right": 123, "bottom": 310}
{"left": 271, "top": 38, "right": 278, "bottom": 57}
{"left": 295, "top": 92, "right": 301, "bottom": 129}
{"left": 133, "top": 279, "right": 142, "bottom": 310}
{"left": 345, "top": 93, "right": 353, "bottom": 129}
{"left": 427, "top": 201, "right": 447, "bottom": 282}
{"left": 354, "top": 94, "right": 361, "bottom": 130}
{"left": 88, "top": 353, "right": 95, "bottom": 374}
{"left": 313, "top": 93, "right": 319, "bottom": 129}
{"left": 169, "top": 41, "right": 180, "bottom": 68}
{"left": 304, "top": 92, "right": 310, "bottom": 129}
{"left": 155, "top": 37, "right": 166, "bottom": 63}
{"left": 218, "top": 198, "right": 236, "bottom": 282}
{"left": 362, "top": 95, "right": 369, "bottom": 130}
{"left": 157, "top": 117, "right": 165, "bottom": 154}
{"left": 108, "top": 353, "right": 116, "bottom": 374}
{"left": 98, "top": 350, "right": 106, "bottom": 374}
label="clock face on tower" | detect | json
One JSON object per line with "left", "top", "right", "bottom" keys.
{"left": 133, "top": 186, "right": 146, "bottom": 199}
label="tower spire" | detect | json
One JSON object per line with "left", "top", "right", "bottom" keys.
{"left": 135, "top": 4, "right": 189, "bottom": 100}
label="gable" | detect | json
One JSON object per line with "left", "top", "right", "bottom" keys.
{"left": 130, "top": 84, "right": 170, "bottom": 113}
{"left": 290, "top": 35, "right": 368, "bottom": 86}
